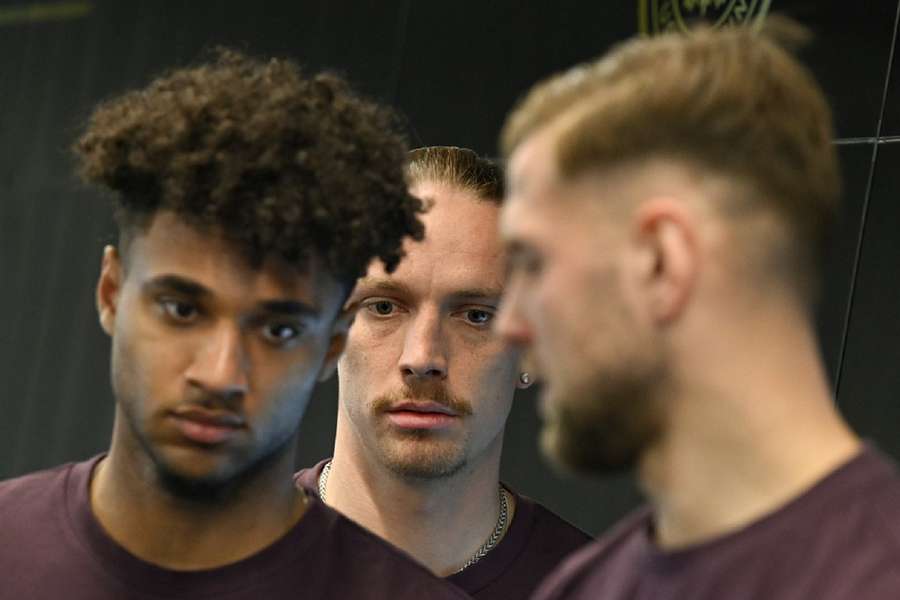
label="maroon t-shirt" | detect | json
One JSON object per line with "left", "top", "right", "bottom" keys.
{"left": 295, "top": 460, "right": 591, "bottom": 599}
{"left": 0, "top": 456, "right": 470, "bottom": 599}
{"left": 534, "top": 446, "right": 900, "bottom": 600}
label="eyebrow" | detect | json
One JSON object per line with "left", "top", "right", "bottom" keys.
{"left": 449, "top": 288, "right": 503, "bottom": 303}
{"left": 502, "top": 241, "right": 537, "bottom": 276}
{"left": 257, "top": 300, "right": 321, "bottom": 318}
{"left": 353, "top": 277, "right": 414, "bottom": 299}
{"left": 354, "top": 277, "right": 502, "bottom": 303}
{"left": 143, "top": 275, "right": 211, "bottom": 299}
{"left": 504, "top": 240, "right": 531, "bottom": 258}
{"left": 143, "top": 274, "right": 321, "bottom": 317}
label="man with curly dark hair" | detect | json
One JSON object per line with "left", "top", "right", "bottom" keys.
{"left": 0, "top": 50, "right": 468, "bottom": 600}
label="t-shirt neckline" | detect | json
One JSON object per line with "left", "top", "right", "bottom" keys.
{"left": 303, "top": 458, "right": 536, "bottom": 593}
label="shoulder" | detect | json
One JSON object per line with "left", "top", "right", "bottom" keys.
{"left": 0, "top": 460, "right": 92, "bottom": 577}
{"left": 820, "top": 448, "right": 900, "bottom": 591}
{"left": 707, "top": 449, "right": 900, "bottom": 599}
{"left": 0, "top": 461, "right": 75, "bottom": 515}
{"left": 524, "top": 495, "right": 594, "bottom": 550}
{"left": 444, "top": 491, "right": 593, "bottom": 598}
{"left": 506, "top": 492, "right": 593, "bottom": 571}
{"left": 851, "top": 447, "right": 900, "bottom": 535}
{"left": 305, "top": 499, "right": 469, "bottom": 599}
{"left": 810, "top": 446, "right": 900, "bottom": 557}
{"left": 531, "top": 506, "right": 651, "bottom": 600}
{"left": 312, "top": 501, "right": 428, "bottom": 566}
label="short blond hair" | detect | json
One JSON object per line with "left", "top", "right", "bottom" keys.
{"left": 407, "top": 146, "right": 504, "bottom": 203}
{"left": 502, "top": 20, "right": 840, "bottom": 303}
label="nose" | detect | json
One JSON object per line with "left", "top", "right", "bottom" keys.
{"left": 398, "top": 310, "right": 448, "bottom": 382}
{"left": 185, "top": 324, "right": 250, "bottom": 401}
{"left": 495, "top": 278, "right": 533, "bottom": 348}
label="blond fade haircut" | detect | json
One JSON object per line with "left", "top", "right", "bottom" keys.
{"left": 407, "top": 146, "right": 504, "bottom": 204}
{"left": 501, "top": 19, "right": 840, "bottom": 305}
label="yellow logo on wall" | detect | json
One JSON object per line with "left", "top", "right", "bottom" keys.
{"left": 639, "top": 0, "right": 772, "bottom": 35}
{"left": 0, "top": 1, "right": 92, "bottom": 27}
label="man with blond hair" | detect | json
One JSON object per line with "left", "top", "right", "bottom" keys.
{"left": 296, "top": 146, "right": 591, "bottom": 599}
{"left": 496, "top": 21, "right": 900, "bottom": 599}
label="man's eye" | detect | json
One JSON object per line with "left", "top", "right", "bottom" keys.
{"left": 366, "top": 300, "right": 396, "bottom": 317}
{"left": 161, "top": 299, "right": 198, "bottom": 322}
{"left": 525, "top": 257, "right": 543, "bottom": 274}
{"left": 464, "top": 309, "right": 494, "bottom": 325}
{"left": 519, "top": 255, "right": 543, "bottom": 276}
{"left": 262, "top": 323, "right": 302, "bottom": 344}
{"left": 508, "top": 252, "right": 543, "bottom": 278}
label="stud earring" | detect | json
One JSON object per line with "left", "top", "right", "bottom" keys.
{"left": 519, "top": 372, "right": 531, "bottom": 386}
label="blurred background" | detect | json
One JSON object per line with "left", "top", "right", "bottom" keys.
{"left": 2, "top": 0, "right": 899, "bottom": 535}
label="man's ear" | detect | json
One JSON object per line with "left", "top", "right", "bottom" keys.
{"left": 316, "top": 306, "right": 356, "bottom": 382}
{"left": 632, "top": 198, "right": 698, "bottom": 325}
{"left": 96, "top": 246, "right": 122, "bottom": 336}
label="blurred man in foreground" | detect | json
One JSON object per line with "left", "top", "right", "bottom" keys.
{"left": 497, "top": 21, "right": 900, "bottom": 599}
{"left": 0, "top": 50, "right": 467, "bottom": 600}
{"left": 296, "top": 146, "right": 590, "bottom": 598}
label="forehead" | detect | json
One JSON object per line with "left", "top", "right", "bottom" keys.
{"left": 362, "top": 182, "right": 505, "bottom": 294}
{"left": 126, "top": 211, "right": 342, "bottom": 306}
{"left": 502, "top": 126, "right": 577, "bottom": 242}
{"left": 507, "top": 124, "right": 561, "bottom": 204}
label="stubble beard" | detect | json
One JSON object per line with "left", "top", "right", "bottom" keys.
{"left": 151, "top": 436, "right": 295, "bottom": 503}
{"left": 541, "top": 350, "right": 667, "bottom": 478}
{"left": 369, "top": 382, "right": 474, "bottom": 480}
{"left": 539, "top": 263, "right": 668, "bottom": 477}
{"left": 114, "top": 382, "right": 298, "bottom": 504}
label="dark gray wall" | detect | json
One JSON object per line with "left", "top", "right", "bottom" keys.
{"left": 1, "top": 0, "right": 898, "bottom": 535}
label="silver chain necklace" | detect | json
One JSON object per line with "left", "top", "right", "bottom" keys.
{"left": 317, "top": 460, "right": 509, "bottom": 573}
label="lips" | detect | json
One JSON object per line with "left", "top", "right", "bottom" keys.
{"left": 169, "top": 406, "right": 246, "bottom": 445}
{"left": 384, "top": 401, "right": 461, "bottom": 430}
{"left": 387, "top": 401, "right": 459, "bottom": 417}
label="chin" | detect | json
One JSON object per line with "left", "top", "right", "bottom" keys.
{"left": 378, "top": 438, "right": 469, "bottom": 480}
{"left": 153, "top": 459, "right": 238, "bottom": 501}
{"left": 541, "top": 418, "right": 640, "bottom": 477}
{"left": 147, "top": 440, "right": 287, "bottom": 501}
{"left": 153, "top": 442, "right": 235, "bottom": 473}
{"left": 539, "top": 374, "right": 663, "bottom": 478}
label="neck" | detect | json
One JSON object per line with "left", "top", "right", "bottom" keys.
{"left": 639, "top": 301, "right": 860, "bottom": 550}
{"left": 91, "top": 418, "right": 308, "bottom": 570}
{"left": 326, "top": 419, "right": 513, "bottom": 576}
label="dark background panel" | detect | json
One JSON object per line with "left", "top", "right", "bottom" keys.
{"left": 392, "top": 1, "right": 899, "bottom": 154}
{"left": 873, "top": 2, "right": 900, "bottom": 137}
{"left": 2, "top": 0, "right": 899, "bottom": 537}
{"left": 837, "top": 142, "right": 900, "bottom": 459}
{"left": 817, "top": 143, "right": 876, "bottom": 380}
{"left": 393, "top": 2, "right": 637, "bottom": 154}
{"left": 400, "top": 0, "right": 899, "bottom": 153}
{"left": 779, "top": 0, "right": 897, "bottom": 140}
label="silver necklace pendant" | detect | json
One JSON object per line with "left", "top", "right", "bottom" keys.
{"left": 317, "top": 461, "right": 509, "bottom": 573}
{"left": 453, "top": 485, "right": 509, "bottom": 573}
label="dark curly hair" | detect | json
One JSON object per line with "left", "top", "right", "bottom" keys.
{"left": 74, "top": 48, "right": 424, "bottom": 286}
